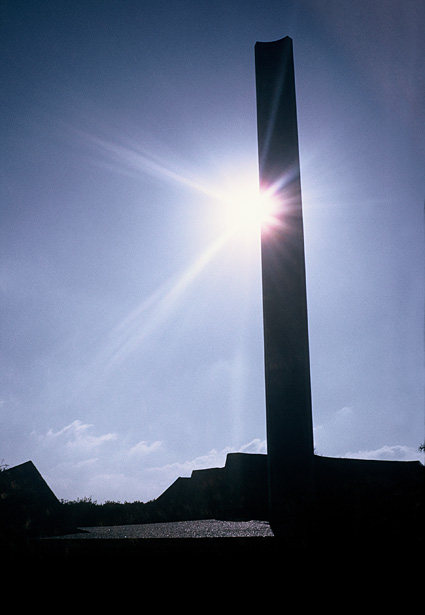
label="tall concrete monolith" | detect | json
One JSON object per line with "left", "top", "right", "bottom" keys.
{"left": 255, "top": 36, "right": 314, "bottom": 533}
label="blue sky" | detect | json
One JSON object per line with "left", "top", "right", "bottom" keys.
{"left": 1, "top": 0, "right": 424, "bottom": 503}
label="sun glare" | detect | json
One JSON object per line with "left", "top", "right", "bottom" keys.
{"left": 221, "top": 182, "right": 279, "bottom": 238}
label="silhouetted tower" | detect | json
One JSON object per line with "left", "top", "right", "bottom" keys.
{"left": 255, "top": 37, "right": 314, "bottom": 529}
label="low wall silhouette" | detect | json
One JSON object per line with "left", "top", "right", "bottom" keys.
{"left": 153, "top": 452, "right": 268, "bottom": 522}
{"left": 1, "top": 454, "right": 423, "bottom": 551}
{"left": 0, "top": 461, "right": 72, "bottom": 541}
{"left": 312, "top": 455, "right": 424, "bottom": 545}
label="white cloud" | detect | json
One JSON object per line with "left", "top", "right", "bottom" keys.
{"left": 145, "top": 439, "right": 268, "bottom": 500}
{"left": 168, "top": 439, "right": 267, "bottom": 474}
{"left": 313, "top": 405, "right": 358, "bottom": 456}
{"left": 46, "top": 420, "right": 92, "bottom": 438}
{"left": 343, "top": 444, "right": 424, "bottom": 462}
{"left": 34, "top": 426, "right": 268, "bottom": 503}
{"left": 128, "top": 440, "right": 162, "bottom": 456}
{"left": 151, "top": 447, "right": 232, "bottom": 478}
{"left": 34, "top": 420, "right": 118, "bottom": 455}
{"left": 240, "top": 438, "right": 267, "bottom": 454}
{"left": 50, "top": 447, "right": 229, "bottom": 503}
{"left": 335, "top": 406, "right": 353, "bottom": 419}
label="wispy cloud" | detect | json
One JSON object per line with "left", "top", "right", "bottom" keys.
{"left": 240, "top": 438, "right": 267, "bottom": 454}
{"left": 128, "top": 440, "right": 162, "bottom": 457}
{"left": 335, "top": 406, "right": 353, "bottom": 419}
{"left": 33, "top": 422, "right": 267, "bottom": 503}
{"left": 314, "top": 405, "right": 425, "bottom": 465}
{"left": 35, "top": 420, "right": 118, "bottom": 455}
{"left": 145, "top": 439, "right": 267, "bottom": 498}
{"left": 343, "top": 444, "right": 424, "bottom": 463}
{"left": 313, "top": 405, "right": 357, "bottom": 456}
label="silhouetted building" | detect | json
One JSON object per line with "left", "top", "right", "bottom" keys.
{"left": 0, "top": 460, "right": 69, "bottom": 541}
{"left": 153, "top": 453, "right": 268, "bottom": 522}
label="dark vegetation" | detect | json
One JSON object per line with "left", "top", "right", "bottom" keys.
{"left": 60, "top": 497, "right": 163, "bottom": 528}
{"left": 0, "top": 462, "right": 190, "bottom": 539}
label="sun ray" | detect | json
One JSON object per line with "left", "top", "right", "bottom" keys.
{"left": 80, "top": 232, "right": 229, "bottom": 392}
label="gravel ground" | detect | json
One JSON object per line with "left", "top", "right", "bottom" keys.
{"left": 52, "top": 519, "right": 274, "bottom": 539}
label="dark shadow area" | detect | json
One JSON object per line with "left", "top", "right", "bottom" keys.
{"left": 1, "top": 453, "right": 423, "bottom": 565}
{"left": 270, "top": 454, "right": 425, "bottom": 555}
{"left": 0, "top": 461, "right": 78, "bottom": 551}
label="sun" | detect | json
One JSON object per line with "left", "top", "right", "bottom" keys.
{"left": 221, "top": 180, "right": 279, "bottom": 238}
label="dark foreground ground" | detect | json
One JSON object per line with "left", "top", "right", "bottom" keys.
{"left": 6, "top": 519, "right": 278, "bottom": 563}
{"left": 5, "top": 516, "right": 422, "bottom": 561}
{"left": 3, "top": 517, "right": 423, "bottom": 605}
{"left": 47, "top": 518, "right": 275, "bottom": 539}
